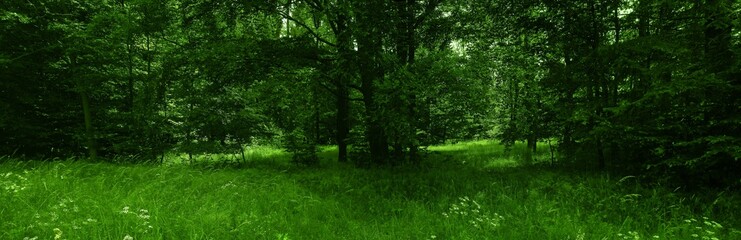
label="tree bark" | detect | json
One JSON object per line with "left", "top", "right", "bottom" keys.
{"left": 336, "top": 83, "right": 349, "bottom": 162}
{"left": 356, "top": 1, "right": 389, "bottom": 165}
{"left": 636, "top": 0, "right": 651, "bottom": 96}
{"left": 332, "top": 13, "right": 352, "bottom": 163}
{"left": 125, "top": 2, "right": 135, "bottom": 112}
{"left": 404, "top": 0, "right": 419, "bottom": 163}
{"left": 81, "top": 91, "right": 97, "bottom": 160}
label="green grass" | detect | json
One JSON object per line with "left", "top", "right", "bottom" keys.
{"left": 1, "top": 141, "right": 739, "bottom": 240}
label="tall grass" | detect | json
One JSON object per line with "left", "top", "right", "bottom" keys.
{"left": 1, "top": 141, "right": 739, "bottom": 239}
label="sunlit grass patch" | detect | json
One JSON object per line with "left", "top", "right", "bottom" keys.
{"left": 483, "top": 157, "right": 519, "bottom": 168}
{"left": 428, "top": 139, "right": 497, "bottom": 152}
{"left": 429, "top": 140, "right": 553, "bottom": 168}
{"left": 166, "top": 145, "right": 290, "bottom": 164}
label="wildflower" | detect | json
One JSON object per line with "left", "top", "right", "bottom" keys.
{"left": 138, "top": 210, "right": 151, "bottom": 220}
{"left": 53, "top": 228, "right": 63, "bottom": 240}
{"left": 220, "top": 181, "right": 236, "bottom": 189}
{"left": 121, "top": 206, "right": 130, "bottom": 214}
{"left": 123, "top": 235, "right": 134, "bottom": 240}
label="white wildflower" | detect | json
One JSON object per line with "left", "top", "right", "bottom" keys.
{"left": 53, "top": 228, "right": 63, "bottom": 240}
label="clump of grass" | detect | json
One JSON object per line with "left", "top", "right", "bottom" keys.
{"left": 1, "top": 141, "right": 739, "bottom": 239}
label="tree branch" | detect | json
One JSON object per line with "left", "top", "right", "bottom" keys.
{"left": 347, "top": 83, "right": 362, "bottom": 92}
{"left": 414, "top": 0, "right": 443, "bottom": 28}
{"left": 277, "top": 11, "right": 337, "bottom": 48}
{"left": 158, "top": 33, "right": 186, "bottom": 47}
{"left": 305, "top": 0, "right": 324, "bottom": 12}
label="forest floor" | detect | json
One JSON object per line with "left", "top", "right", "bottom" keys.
{"left": 1, "top": 141, "right": 740, "bottom": 240}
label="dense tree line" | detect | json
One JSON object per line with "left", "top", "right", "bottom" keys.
{"left": 1, "top": 0, "right": 738, "bottom": 184}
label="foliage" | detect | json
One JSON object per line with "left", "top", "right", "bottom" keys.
{"left": 0, "top": 0, "right": 739, "bottom": 189}
{"left": 458, "top": 0, "right": 740, "bottom": 185}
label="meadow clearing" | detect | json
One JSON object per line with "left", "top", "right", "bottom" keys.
{"left": 1, "top": 141, "right": 739, "bottom": 240}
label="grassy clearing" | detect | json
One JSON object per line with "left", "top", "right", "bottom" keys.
{"left": 1, "top": 141, "right": 739, "bottom": 240}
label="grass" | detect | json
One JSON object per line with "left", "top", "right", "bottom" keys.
{"left": 1, "top": 141, "right": 739, "bottom": 240}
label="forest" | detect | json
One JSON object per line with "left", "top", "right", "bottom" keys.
{"left": 1, "top": 0, "right": 740, "bottom": 239}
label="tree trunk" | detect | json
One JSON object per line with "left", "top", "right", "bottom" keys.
{"left": 404, "top": 0, "right": 419, "bottom": 163}
{"left": 125, "top": 1, "right": 135, "bottom": 113}
{"left": 547, "top": 138, "right": 555, "bottom": 165}
{"left": 527, "top": 135, "right": 537, "bottom": 158}
{"left": 333, "top": 13, "right": 352, "bottom": 163}
{"left": 336, "top": 83, "right": 349, "bottom": 162}
{"left": 240, "top": 146, "right": 246, "bottom": 164}
{"left": 81, "top": 91, "right": 97, "bottom": 160}
{"left": 636, "top": 0, "right": 651, "bottom": 96}
{"left": 127, "top": 39, "right": 134, "bottom": 112}
{"left": 560, "top": 7, "right": 578, "bottom": 161}
{"left": 361, "top": 77, "right": 388, "bottom": 164}
{"left": 597, "top": 137, "right": 605, "bottom": 169}
{"left": 589, "top": 0, "right": 606, "bottom": 170}
{"left": 561, "top": 51, "right": 576, "bottom": 160}
{"left": 357, "top": 1, "right": 389, "bottom": 165}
